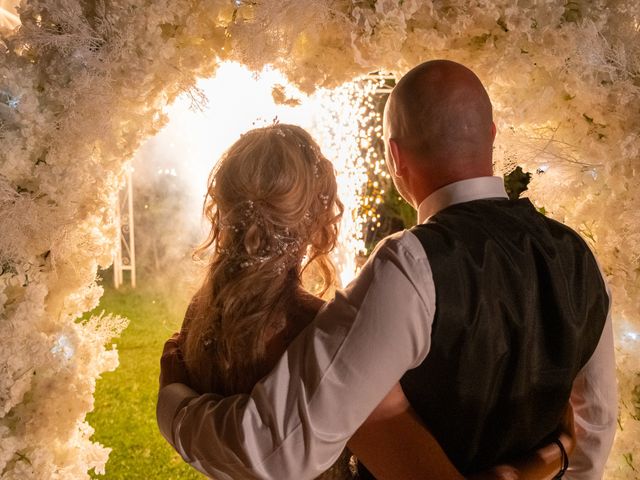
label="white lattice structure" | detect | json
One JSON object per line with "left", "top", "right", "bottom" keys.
{"left": 0, "top": 1, "right": 638, "bottom": 478}
{"left": 113, "top": 168, "right": 136, "bottom": 289}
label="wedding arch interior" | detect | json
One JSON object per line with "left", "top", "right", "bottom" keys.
{"left": 0, "top": 1, "right": 638, "bottom": 478}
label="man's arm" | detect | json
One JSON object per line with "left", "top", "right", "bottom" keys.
{"left": 157, "top": 232, "right": 436, "bottom": 479}
{"left": 566, "top": 276, "right": 618, "bottom": 479}
{"left": 348, "top": 383, "right": 465, "bottom": 480}
{"left": 349, "top": 385, "right": 577, "bottom": 480}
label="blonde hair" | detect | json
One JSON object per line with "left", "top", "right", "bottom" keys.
{"left": 183, "top": 124, "right": 343, "bottom": 395}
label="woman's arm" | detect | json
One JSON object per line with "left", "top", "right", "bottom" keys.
{"left": 347, "top": 383, "right": 465, "bottom": 480}
{"left": 348, "top": 384, "right": 576, "bottom": 480}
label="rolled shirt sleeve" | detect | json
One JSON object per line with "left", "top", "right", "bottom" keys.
{"left": 156, "top": 231, "right": 436, "bottom": 479}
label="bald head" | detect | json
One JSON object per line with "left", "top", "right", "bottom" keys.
{"left": 385, "top": 60, "right": 494, "bottom": 169}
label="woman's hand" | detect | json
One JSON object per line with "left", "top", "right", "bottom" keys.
{"left": 159, "top": 332, "right": 190, "bottom": 390}
{"left": 468, "top": 402, "right": 577, "bottom": 480}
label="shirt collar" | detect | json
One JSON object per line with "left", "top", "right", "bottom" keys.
{"left": 417, "top": 176, "right": 509, "bottom": 224}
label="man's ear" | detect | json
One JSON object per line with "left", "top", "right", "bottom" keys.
{"left": 389, "top": 138, "right": 407, "bottom": 177}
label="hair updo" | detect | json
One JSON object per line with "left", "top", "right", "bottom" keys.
{"left": 184, "top": 124, "right": 343, "bottom": 395}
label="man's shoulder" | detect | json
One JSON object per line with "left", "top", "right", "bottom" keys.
{"left": 337, "top": 228, "right": 435, "bottom": 313}
{"left": 369, "top": 228, "right": 427, "bottom": 261}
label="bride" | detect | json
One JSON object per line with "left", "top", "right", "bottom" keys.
{"left": 177, "top": 123, "right": 574, "bottom": 480}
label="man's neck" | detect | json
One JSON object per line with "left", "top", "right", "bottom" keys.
{"left": 411, "top": 170, "right": 494, "bottom": 209}
{"left": 416, "top": 175, "right": 508, "bottom": 224}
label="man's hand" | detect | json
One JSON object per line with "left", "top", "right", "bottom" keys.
{"left": 558, "top": 402, "right": 576, "bottom": 456}
{"left": 467, "top": 402, "right": 578, "bottom": 480}
{"left": 159, "top": 332, "right": 190, "bottom": 390}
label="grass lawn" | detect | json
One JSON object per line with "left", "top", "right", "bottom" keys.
{"left": 87, "top": 283, "right": 206, "bottom": 479}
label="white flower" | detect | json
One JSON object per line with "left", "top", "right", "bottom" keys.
{"left": 1, "top": 0, "right": 639, "bottom": 477}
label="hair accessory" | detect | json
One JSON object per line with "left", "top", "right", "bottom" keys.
{"left": 302, "top": 211, "right": 312, "bottom": 224}
{"left": 202, "top": 327, "right": 216, "bottom": 350}
{"left": 217, "top": 201, "right": 305, "bottom": 274}
{"left": 297, "top": 142, "right": 322, "bottom": 178}
{"left": 312, "top": 146, "right": 323, "bottom": 178}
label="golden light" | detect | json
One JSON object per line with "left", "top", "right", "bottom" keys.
{"left": 0, "top": 1, "right": 20, "bottom": 30}
{"left": 137, "top": 62, "right": 386, "bottom": 287}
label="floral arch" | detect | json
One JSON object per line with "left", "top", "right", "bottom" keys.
{"left": 0, "top": 1, "right": 638, "bottom": 478}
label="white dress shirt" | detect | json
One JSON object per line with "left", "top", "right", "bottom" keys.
{"left": 157, "top": 176, "right": 617, "bottom": 480}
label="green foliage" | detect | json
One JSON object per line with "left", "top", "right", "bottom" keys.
{"left": 388, "top": 182, "right": 417, "bottom": 228}
{"left": 87, "top": 285, "right": 204, "bottom": 480}
{"left": 632, "top": 374, "right": 640, "bottom": 421}
{"left": 503, "top": 166, "right": 532, "bottom": 200}
{"left": 363, "top": 178, "right": 416, "bottom": 255}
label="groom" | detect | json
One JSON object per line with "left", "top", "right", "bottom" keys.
{"left": 157, "top": 60, "right": 616, "bottom": 479}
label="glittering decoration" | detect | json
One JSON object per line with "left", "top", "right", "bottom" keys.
{"left": 0, "top": 90, "right": 19, "bottom": 109}
{"left": 1, "top": 1, "right": 639, "bottom": 477}
{"left": 152, "top": 65, "right": 386, "bottom": 287}
{"left": 309, "top": 77, "right": 385, "bottom": 285}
